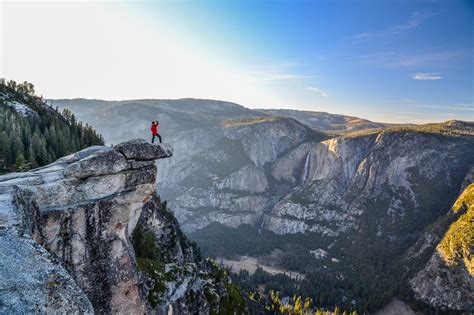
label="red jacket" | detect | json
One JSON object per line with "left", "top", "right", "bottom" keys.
{"left": 151, "top": 122, "right": 158, "bottom": 135}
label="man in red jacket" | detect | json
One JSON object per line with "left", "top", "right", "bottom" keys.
{"left": 150, "top": 121, "right": 162, "bottom": 144}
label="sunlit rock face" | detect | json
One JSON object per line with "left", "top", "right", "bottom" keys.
{"left": 264, "top": 131, "right": 473, "bottom": 237}
{"left": 409, "top": 183, "right": 474, "bottom": 311}
{"left": 155, "top": 118, "right": 473, "bottom": 243}
{"left": 155, "top": 117, "right": 328, "bottom": 233}
{"left": 0, "top": 139, "right": 172, "bottom": 314}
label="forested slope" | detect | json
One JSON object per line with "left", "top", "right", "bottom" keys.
{"left": 0, "top": 80, "right": 103, "bottom": 173}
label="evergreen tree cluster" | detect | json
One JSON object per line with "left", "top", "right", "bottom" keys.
{"left": 245, "top": 285, "right": 357, "bottom": 315}
{"left": 0, "top": 79, "right": 104, "bottom": 173}
{"left": 192, "top": 223, "right": 440, "bottom": 313}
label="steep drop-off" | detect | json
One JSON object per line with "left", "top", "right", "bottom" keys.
{"left": 0, "top": 139, "right": 243, "bottom": 314}
{"left": 410, "top": 182, "right": 474, "bottom": 310}
{"left": 265, "top": 124, "right": 474, "bottom": 236}
{"left": 193, "top": 122, "right": 474, "bottom": 312}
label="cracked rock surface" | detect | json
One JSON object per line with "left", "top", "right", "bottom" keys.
{"left": 0, "top": 139, "right": 172, "bottom": 313}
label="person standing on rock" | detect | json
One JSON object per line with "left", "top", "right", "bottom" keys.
{"left": 150, "top": 121, "right": 162, "bottom": 144}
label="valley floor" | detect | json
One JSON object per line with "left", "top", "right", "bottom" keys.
{"left": 217, "top": 255, "right": 305, "bottom": 279}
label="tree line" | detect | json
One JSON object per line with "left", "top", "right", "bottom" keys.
{"left": 0, "top": 79, "right": 104, "bottom": 173}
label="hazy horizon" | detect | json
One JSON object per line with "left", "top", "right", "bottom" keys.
{"left": 2, "top": 1, "right": 473, "bottom": 123}
{"left": 46, "top": 96, "right": 472, "bottom": 125}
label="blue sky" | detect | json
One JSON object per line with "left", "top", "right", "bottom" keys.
{"left": 2, "top": 0, "right": 473, "bottom": 123}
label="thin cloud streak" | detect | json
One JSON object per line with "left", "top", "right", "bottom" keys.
{"left": 306, "top": 86, "right": 328, "bottom": 98}
{"left": 354, "top": 49, "right": 470, "bottom": 68}
{"left": 382, "top": 99, "right": 417, "bottom": 103}
{"left": 248, "top": 73, "right": 316, "bottom": 81}
{"left": 352, "top": 11, "right": 436, "bottom": 41}
{"left": 412, "top": 73, "right": 443, "bottom": 80}
{"left": 246, "top": 63, "right": 316, "bottom": 81}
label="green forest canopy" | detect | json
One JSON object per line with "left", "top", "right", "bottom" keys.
{"left": 0, "top": 79, "right": 104, "bottom": 173}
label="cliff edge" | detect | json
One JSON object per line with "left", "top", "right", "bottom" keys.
{"left": 410, "top": 183, "right": 474, "bottom": 311}
{"left": 0, "top": 139, "right": 243, "bottom": 314}
{"left": 0, "top": 139, "right": 171, "bottom": 313}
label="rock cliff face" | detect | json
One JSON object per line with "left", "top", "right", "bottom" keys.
{"left": 156, "top": 116, "right": 327, "bottom": 232}
{"left": 0, "top": 139, "right": 240, "bottom": 314}
{"left": 133, "top": 194, "right": 245, "bottom": 314}
{"left": 409, "top": 183, "right": 474, "bottom": 310}
{"left": 264, "top": 128, "right": 473, "bottom": 236}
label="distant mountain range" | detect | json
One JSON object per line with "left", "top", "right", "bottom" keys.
{"left": 257, "top": 108, "right": 386, "bottom": 133}
{"left": 51, "top": 97, "right": 474, "bottom": 313}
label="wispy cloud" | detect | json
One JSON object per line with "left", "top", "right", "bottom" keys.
{"left": 249, "top": 73, "right": 316, "bottom": 81}
{"left": 246, "top": 62, "right": 316, "bottom": 81}
{"left": 354, "top": 49, "right": 470, "bottom": 68}
{"left": 306, "top": 86, "right": 328, "bottom": 98}
{"left": 382, "top": 99, "right": 417, "bottom": 103}
{"left": 268, "top": 61, "right": 306, "bottom": 69}
{"left": 412, "top": 72, "right": 443, "bottom": 80}
{"left": 352, "top": 11, "right": 436, "bottom": 41}
{"left": 390, "top": 11, "right": 432, "bottom": 32}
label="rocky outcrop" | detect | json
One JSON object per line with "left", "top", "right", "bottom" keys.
{"left": 115, "top": 138, "right": 173, "bottom": 160}
{"left": 410, "top": 252, "right": 473, "bottom": 310}
{"left": 0, "top": 138, "right": 244, "bottom": 314}
{"left": 0, "top": 139, "right": 173, "bottom": 313}
{"left": 410, "top": 183, "right": 474, "bottom": 311}
{"left": 0, "top": 184, "right": 93, "bottom": 313}
{"left": 133, "top": 194, "right": 245, "bottom": 314}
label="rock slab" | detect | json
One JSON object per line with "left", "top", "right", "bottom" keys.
{"left": 0, "top": 139, "right": 172, "bottom": 313}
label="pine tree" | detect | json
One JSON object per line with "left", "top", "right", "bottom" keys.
{"left": 15, "top": 152, "right": 29, "bottom": 171}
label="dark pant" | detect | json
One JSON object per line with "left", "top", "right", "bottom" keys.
{"left": 152, "top": 133, "right": 162, "bottom": 144}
